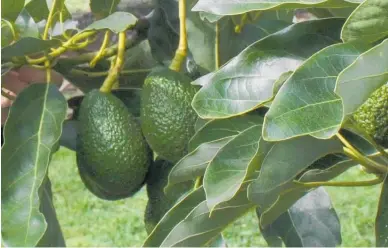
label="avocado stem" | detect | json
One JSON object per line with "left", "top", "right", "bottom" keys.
{"left": 169, "top": 0, "right": 188, "bottom": 72}
{"left": 100, "top": 32, "right": 126, "bottom": 93}
{"left": 90, "top": 31, "right": 111, "bottom": 68}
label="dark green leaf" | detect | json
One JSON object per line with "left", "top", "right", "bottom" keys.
{"left": 90, "top": 0, "right": 120, "bottom": 18}
{"left": 341, "top": 0, "right": 388, "bottom": 43}
{"left": 335, "top": 38, "right": 388, "bottom": 116}
{"left": 259, "top": 187, "right": 341, "bottom": 247}
{"left": 189, "top": 114, "right": 264, "bottom": 151}
{"left": 2, "top": 37, "right": 61, "bottom": 59}
{"left": 1, "top": 0, "right": 25, "bottom": 22}
{"left": 204, "top": 124, "right": 262, "bottom": 211}
{"left": 166, "top": 136, "right": 234, "bottom": 189}
{"left": 59, "top": 120, "right": 78, "bottom": 151}
{"left": 161, "top": 186, "right": 254, "bottom": 247}
{"left": 192, "top": 0, "right": 361, "bottom": 16}
{"left": 192, "top": 18, "right": 344, "bottom": 119}
{"left": 83, "top": 11, "right": 137, "bottom": 33}
{"left": 36, "top": 178, "right": 66, "bottom": 247}
{"left": 248, "top": 135, "right": 343, "bottom": 209}
{"left": 1, "top": 84, "right": 67, "bottom": 247}
{"left": 263, "top": 41, "right": 370, "bottom": 141}
{"left": 376, "top": 174, "right": 388, "bottom": 247}
{"left": 143, "top": 187, "right": 206, "bottom": 247}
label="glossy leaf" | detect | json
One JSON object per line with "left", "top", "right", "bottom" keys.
{"left": 263, "top": 42, "right": 370, "bottom": 141}
{"left": 248, "top": 135, "right": 343, "bottom": 209}
{"left": 167, "top": 137, "right": 234, "bottom": 189}
{"left": 341, "top": 0, "right": 388, "bottom": 43}
{"left": 192, "top": 0, "right": 361, "bottom": 16}
{"left": 37, "top": 178, "right": 66, "bottom": 247}
{"left": 376, "top": 174, "right": 388, "bottom": 247}
{"left": 192, "top": 18, "right": 344, "bottom": 119}
{"left": 336, "top": 38, "right": 388, "bottom": 115}
{"left": 2, "top": 37, "right": 61, "bottom": 59}
{"left": 1, "top": 19, "right": 15, "bottom": 47}
{"left": 204, "top": 125, "right": 262, "bottom": 211}
{"left": 259, "top": 187, "right": 341, "bottom": 247}
{"left": 1, "top": 84, "right": 67, "bottom": 247}
{"left": 83, "top": 11, "right": 137, "bottom": 33}
{"left": 161, "top": 187, "right": 254, "bottom": 247}
{"left": 143, "top": 187, "right": 206, "bottom": 247}
{"left": 90, "top": 0, "right": 120, "bottom": 18}
{"left": 189, "top": 114, "right": 264, "bottom": 151}
{"left": 2, "top": 0, "right": 25, "bottom": 22}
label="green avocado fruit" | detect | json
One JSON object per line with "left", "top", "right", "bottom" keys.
{"left": 144, "top": 159, "right": 193, "bottom": 234}
{"left": 76, "top": 89, "right": 151, "bottom": 200}
{"left": 140, "top": 67, "right": 198, "bottom": 163}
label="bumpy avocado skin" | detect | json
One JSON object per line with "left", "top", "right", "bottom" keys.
{"left": 140, "top": 67, "right": 198, "bottom": 163}
{"left": 144, "top": 159, "right": 193, "bottom": 234}
{"left": 353, "top": 84, "right": 388, "bottom": 147}
{"left": 76, "top": 89, "right": 151, "bottom": 200}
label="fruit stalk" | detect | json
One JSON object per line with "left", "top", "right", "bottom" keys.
{"left": 90, "top": 31, "right": 111, "bottom": 68}
{"left": 100, "top": 32, "right": 126, "bottom": 93}
{"left": 295, "top": 176, "right": 383, "bottom": 188}
{"left": 169, "top": 0, "right": 188, "bottom": 72}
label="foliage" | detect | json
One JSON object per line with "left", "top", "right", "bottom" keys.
{"left": 1, "top": 0, "right": 388, "bottom": 247}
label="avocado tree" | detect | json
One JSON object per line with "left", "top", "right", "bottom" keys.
{"left": 1, "top": 0, "right": 388, "bottom": 247}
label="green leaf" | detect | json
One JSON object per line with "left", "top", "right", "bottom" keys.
{"left": 341, "top": 0, "right": 388, "bottom": 43}
{"left": 189, "top": 114, "right": 264, "bottom": 151}
{"left": 335, "top": 39, "right": 388, "bottom": 115}
{"left": 263, "top": 41, "right": 371, "bottom": 141}
{"left": 25, "top": 0, "right": 71, "bottom": 23}
{"left": 192, "top": 0, "right": 361, "bottom": 16}
{"left": 1, "top": 19, "right": 15, "bottom": 47}
{"left": 204, "top": 124, "right": 262, "bottom": 211}
{"left": 143, "top": 187, "right": 206, "bottom": 247}
{"left": 248, "top": 135, "right": 343, "bottom": 209}
{"left": 1, "top": 0, "right": 25, "bottom": 22}
{"left": 36, "top": 178, "right": 66, "bottom": 247}
{"left": 83, "top": 11, "right": 137, "bottom": 33}
{"left": 259, "top": 187, "right": 341, "bottom": 247}
{"left": 161, "top": 186, "right": 254, "bottom": 247}
{"left": 1, "top": 37, "right": 61, "bottom": 59}
{"left": 1, "top": 84, "right": 67, "bottom": 247}
{"left": 376, "top": 174, "right": 388, "bottom": 247}
{"left": 90, "top": 0, "right": 120, "bottom": 18}
{"left": 167, "top": 136, "right": 234, "bottom": 189}
{"left": 14, "top": 9, "right": 40, "bottom": 38}
{"left": 192, "top": 18, "right": 344, "bottom": 119}
{"left": 59, "top": 120, "right": 78, "bottom": 151}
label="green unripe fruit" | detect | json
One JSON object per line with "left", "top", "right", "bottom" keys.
{"left": 76, "top": 89, "right": 152, "bottom": 200}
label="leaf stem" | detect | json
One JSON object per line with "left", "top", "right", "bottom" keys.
{"left": 336, "top": 133, "right": 388, "bottom": 174}
{"left": 215, "top": 21, "right": 220, "bottom": 70}
{"left": 295, "top": 176, "right": 383, "bottom": 188}
{"left": 42, "top": 0, "right": 60, "bottom": 40}
{"left": 194, "top": 176, "right": 202, "bottom": 189}
{"left": 22, "top": 31, "right": 96, "bottom": 65}
{"left": 100, "top": 32, "right": 126, "bottom": 93}
{"left": 169, "top": 0, "right": 187, "bottom": 72}
{"left": 90, "top": 31, "right": 111, "bottom": 68}
{"left": 45, "top": 60, "right": 51, "bottom": 83}
{"left": 69, "top": 68, "right": 152, "bottom": 77}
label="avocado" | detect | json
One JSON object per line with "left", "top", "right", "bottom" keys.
{"left": 144, "top": 159, "right": 193, "bottom": 234}
{"left": 140, "top": 67, "right": 198, "bottom": 163}
{"left": 76, "top": 89, "right": 151, "bottom": 200}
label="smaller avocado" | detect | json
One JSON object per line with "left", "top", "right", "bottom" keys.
{"left": 144, "top": 159, "right": 193, "bottom": 234}
{"left": 140, "top": 67, "right": 198, "bottom": 163}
